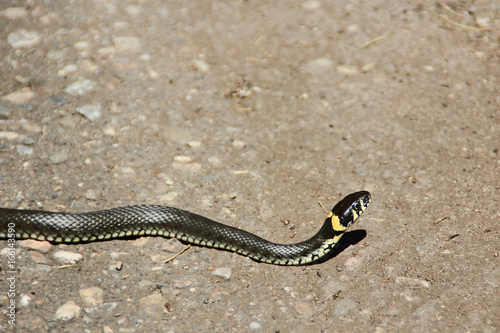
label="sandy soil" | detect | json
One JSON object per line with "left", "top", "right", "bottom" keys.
{"left": 0, "top": 0, "right": 499, "bottom": 332}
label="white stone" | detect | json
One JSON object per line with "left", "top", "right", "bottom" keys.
{"left": 158, "top": 192, "right": 178, "bottom": 203}
{"left": 113, "top": 36, "right": 141, "bottom": 53}
{"left": 2, "top": 89, "right": 35, "bottom": 104}
{"left": 77, "top": 104, "right": 101, "bottom": 121}
{"left": 212, "top": 267, "right": 232, "bottom": 280}
{"left": 79, "top": 287, "right": 103, "bottom": 306}
{"left": 53, "top": 251, "right": 84, "bottom": 265}
{"left": 19, "top": 294, "right": 31, "bottom": 307}
{"left": 55, "top": 300, "right": 81, "bottom": 321}
{"left": 0, "top": 131, "right": 19, "bottom": 140}
{"left": 57, "top": 64, "right": 78, "bottom": 77}
{"left": 64, "top": 80, "right": 97, "bottom": 96}
{"left": 0, "top": 7, "right": 28, "bottom": 19}
{"left": 191, "top": 59, "right": 210, "bottom": 73}
{"left": 7, "top": 29, "right": 41, "bottom": 49}
{"left": 16, "top": 145, "right": 34, "bottom": 156}
{"left": 303, "top": 58, "right": 334, "bottom": 75}
{"left": 337, "top": 65, "right": 360, "bottom": 75}
{"left": 302, "top": 1, "right": 321, "bottom": 11}
{"left": 49, "top": 150, "right": 69, "bottom": 164}
{"left": 173, "top": 155, "right": 193, "bottom": 163}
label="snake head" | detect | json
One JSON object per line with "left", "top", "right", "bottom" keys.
{"left": 330, "top": 191, "right": 371, "bottom": 232}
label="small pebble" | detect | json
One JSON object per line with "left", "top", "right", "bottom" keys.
{"left": 97, "top": 46, "right": 116, "bottom": 56}
{"left": 171, "top": 161, "right": 202, "bottom": 172}
{"left": 173, "top": 155, "right": 193, "bottom": 163}
{"left": 157, "top": 173, "right": 174, "bottom": 185}
{"left": 19, "top": 294, "right": 31, "bottom": 307}
{"left": 337, "top": 65, "right": 360, "bottom": 75}
{"left": 232, "top": 140, "right": 247, "bottom": 149}
{"left": 113, "top": 166, "right": 136, "bottom": 180}
{"left": 79, "top": 287, "right": 104, "bottom": 306}
{"left": 158, "top": 191, "right": 178, "bottom": 203}
{"left": 173, "top": 279, "right": 194, "bottom": 289}
{"left": 77, "top": 104, "right": 101, "bottom": 121}
{"left": 109, "top": 252, "right": 131, "bottom": 260}
{"left": 24, "top": 136, "right": 37, "bottom": 144}
{"left": 81, "top": 59, "right": 99, "bottom": 73}
{"left": 0, "top": 7, "right": 29, "bottom": 19}
{"left": 303, "top": 57, "right": 334, "bottom": 75}
{"left": 191, "top": 59, "right": 210, "bottom": 73}
{"left": 126, "top": 5, "right": 142, "bottom": 16}
{"left": 50, "top": 95, "right": 67, "bottom": 106}
{"left": 2, "top": 89, "right": 35, "bottom": 104}
{"left": 0, "top": 131, "right": 19, "bottom": 140}
{"left": 346, "top": 24, "right": 359, "bottom": 33}
{"left": 212, "top": 267, "right": 232, "bottom": 280}
{"left": 208, "top": 156, "right": 222, "bottom": 167}
{"left": 249, "top": 321, "right": 263, "bottom": 332}
{"left": 52, "top": 251, "right": 84, "bottom": 265}
{"left": 64, "top": 80, "right": 97, "bottom": 96}
{"left": 188, "top": 141, "right": 201, "bottom": 148}
{"left": 60, "top": 115, "right": 81, "bottom": 128}
{"left": 57, "top": 64, "right": 78, "bottom": 77}
{"left": 113, "top": 36, "right": 141, "bottom": 53}
{"left": 7, "top": 29, "right": 41, "bottom": 49}
{"left": 139, "top": 293, "right": 166, "bottom": 315}
{"left": 47, "top": 50, "right": 66, "bottom": 60}
{"left": 49, "top": 150, "right": 69, "bottom": 164}
{"left": 138, "top": 280, "right": 154, "bottom": 288}
{"left": 16, "top": 145, "right": 34, "bottom": 156}
{"left": 74, "top": 41, "right": 90, "bottom": 50}
{"left": 103, "top": 126, "right": 116, "bottom": 136}
{"left": 21, "top": 122, "right": 42, "bottom": 134}
{"left": 423, "top": 65, "right": 435, "bottom": 72}
{"left": 55, "top": 300, "right": 81, "bottom": 321}
{"left": 395, "top": 277, "right": 431, "bottom": 288}
{"left": 476, "top": 17, "right": 490, "bottom": 28}
{"left": 302, "top": 1, "right": 321, "bottom": 11}
{"left": 84, "top": 189, "right": 97, "bottom": 200}
{"left": 103, "top": 326, "right": 114, "bottom": 333}
{"left": 166, "top": 126, "right": 193, "bottom": 144}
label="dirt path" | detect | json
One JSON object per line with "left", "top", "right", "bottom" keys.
{"left": 1, "top": 1, "right": 499, "bottom": 332}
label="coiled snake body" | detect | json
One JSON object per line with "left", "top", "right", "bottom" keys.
{"left": 0, "top": 191, "right": 370, "bottom": 265}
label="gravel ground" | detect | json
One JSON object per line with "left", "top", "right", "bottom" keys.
{"left": 0, "top": 1, "right": 499, "bottom": 332}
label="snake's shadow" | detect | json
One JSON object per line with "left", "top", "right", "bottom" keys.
{"left": 309, "top": 229, "right": 367, "bottom": 265}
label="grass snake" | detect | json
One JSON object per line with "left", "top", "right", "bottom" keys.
{"left": 0, "top": 191, "right": 370, "bottom": 265}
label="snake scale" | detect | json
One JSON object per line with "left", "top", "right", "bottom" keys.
{"left": 0, "top": 191, "right": 370, "bottom": 265}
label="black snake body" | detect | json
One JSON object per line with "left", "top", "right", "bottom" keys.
{"left": 0, "top": 191, "right": 371, "bottom": 265}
